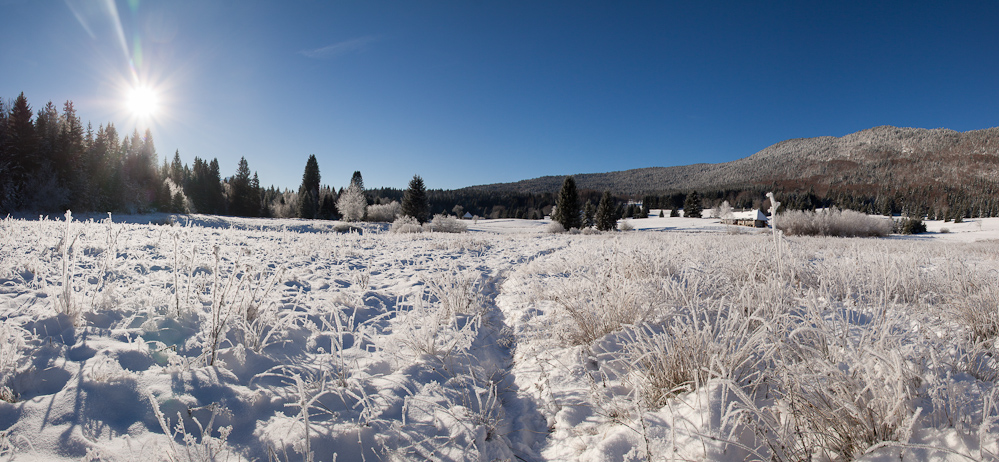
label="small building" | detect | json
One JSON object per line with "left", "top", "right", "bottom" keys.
{"left": 462, "top": 212, "right": 474, "bottom": 220}
{"left": 721, "top": 209, "right": 768, "bottom": 228}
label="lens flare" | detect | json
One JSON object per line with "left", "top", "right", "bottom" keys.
{"left": 127, "top": 86, "right": 158, "bottom": 118}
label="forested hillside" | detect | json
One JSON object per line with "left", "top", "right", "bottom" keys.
{"left": 468, "top": 126, "right": 999, "bottom": 219}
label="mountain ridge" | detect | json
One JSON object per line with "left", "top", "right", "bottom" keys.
{"left": 464, "top": 125, "right": 999, "bottom": 197}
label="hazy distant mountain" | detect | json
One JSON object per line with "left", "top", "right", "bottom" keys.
{"left": 467, "top": 126, "right": 999, "bottom": 196}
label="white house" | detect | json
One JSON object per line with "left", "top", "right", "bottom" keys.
{"left": 721, "top": 209, "right": 769, "bottom": 228}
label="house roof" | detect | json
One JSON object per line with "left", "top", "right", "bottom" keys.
{"left": 727, "top": 209, "right": 768, "bottom": 221}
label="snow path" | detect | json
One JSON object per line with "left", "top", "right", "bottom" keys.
{"left": 474, "top": 246, "right": 567, "bottom": 461}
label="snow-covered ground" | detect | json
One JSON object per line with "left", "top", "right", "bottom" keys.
{"left": 1, "top": 213, "right": 998, "bottom": 461}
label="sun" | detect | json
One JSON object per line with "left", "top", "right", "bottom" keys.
{"left": 126, "top": 86, "right": 159, "bottom": 118}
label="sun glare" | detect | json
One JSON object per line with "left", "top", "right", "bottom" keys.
{"left": 127, "top": 86, "right": 159, "bottom": 118}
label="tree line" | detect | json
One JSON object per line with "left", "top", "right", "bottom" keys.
{"left": 13, "top": 91, "right": 979, "bottom": 224}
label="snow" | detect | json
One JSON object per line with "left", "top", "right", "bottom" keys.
{"left": 1, "top": 213, "right": 999, "bottom": 461}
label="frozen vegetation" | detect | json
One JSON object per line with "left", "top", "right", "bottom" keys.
{"left": 1, "top": 212, "right": 999, "bottom": 461}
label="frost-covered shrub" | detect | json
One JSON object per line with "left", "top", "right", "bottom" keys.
{"left": 618, "top": 220, "right": 634, "bottom": 231}
{"left": 545, "top": 222, "right": 565, "bottom": 234}
{"left": 366, "top": 201, "right": 401, "bottom": 222}
{"left": 429, "top": 214, "right": 467, "bottom": 233}
{"left": 337, "top": 184, "right": 367, "bottom": 222}
{"left": 391, "top": 215, "right": 423, "bottom": 233}
{"left": 893, "top": 217, "right": 927, "bottom": 234}
{"left": 580, "top": 227, "right": 601, "bottom": 235}
{"left": 775, "top": 208, "right": 892, "bottom": 237}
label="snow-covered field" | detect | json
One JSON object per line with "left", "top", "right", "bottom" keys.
{"left": 2, "top": 213, "right": 999, "bottom": 461}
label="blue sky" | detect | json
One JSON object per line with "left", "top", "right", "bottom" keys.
{"left": 3, "top": 1, "right": 998, "bottom": 191}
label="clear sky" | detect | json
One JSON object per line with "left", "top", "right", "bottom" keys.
{"left": 3, "top": 1, "right": 998, "bottom": 191}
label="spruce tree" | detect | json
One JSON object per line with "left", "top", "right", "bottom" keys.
{"left": 298, "top": 154, "right": 321, "bottom": 219}
{"left": 402, "top": 174, "right": 429, "bottom": 224}
{"left": 171, "top": 190, "right": 186, "bottom": 213}
{"left": 230, "top": 157, "right": 256, "bottom": 216}
{"left": 317, "top": 186, "right": 337, "bottom": 219}
{"left": 5, "top": 93, "right": 36, "bottom": 210}
{"left": 595, "top": 190, "right": 616, "bottom": 231}
{"left": 552, "top": 176, "right": 581, "bottom": 230}
{"left": 208, "top": 158, "right": 225, "bottom": 214}
{"left": 684, "top": 191, "right": 703, "bottom": 218}
{"left": 350, "top": 170, "right": 364, "bottom": 190}
{"left": 170, "top": 151, "right": 184, "bottom": 185}
{"left": 583, "top": 200, "right": 596, "bottom": 228}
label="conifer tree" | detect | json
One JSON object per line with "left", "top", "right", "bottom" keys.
{"left": 0, "top": 99, "right": 9, "bottom": 212}
{"left": 583, "top": 200, "right": 596, "bottom": 228}
{"left": 171, "top": 190, "right": 186, "bottom": 213}
{"left": 208, "top": 158, "right": 224, "bottom": 214}
{"left": 350, "top": 170, "right": 364, "bottom": 190}
{"left": 5, "top": 93, "right": 36, "bottom": 210}
{"left": 170, "top": 151, "right": 184, "bottom": 185}
{"left": 298, "top": 154, "right": 321, "bottom": 219}
{"left": 230, "top": 157, "right": 256, "bottom": 216}
{"left": 684, "top": 191, "right": 703, "bottom": 218}
{"left": 552, "top": 176, "right": 581, "bottom": 230}
{"left": 595, "top": 190, "right": 616, "bottom": 231}
{"left": 318, "top": 186, "right": 338, "bottom": 220}
{"left": 402, "top": 174, "right": 429, "bottom": 224}
{"left": 56, "top": 101, "right": 85, "bottom": 207}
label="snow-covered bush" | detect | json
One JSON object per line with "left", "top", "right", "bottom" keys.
{"left": 775, "top": 207, "right": 893, "bottom": 237}
{"left": 366, "top": 201, "right": 401, "bottom": 222}
{"left": 618, "top": 219, "right": 634, "bottom": 231}
{"left": 336, "top": 184, "right": 366, "bottom": 222}
{"left": 391, "top": 215, "right": 423, "bottom": 233}
{"left": 429, "top": 214, "right": 467, "bottom": 233}
{"left": 580, "top": 227, "right": 601, "bottom": 235}
{"left": 545, "top": 221, "right": 565, "bottom": 233}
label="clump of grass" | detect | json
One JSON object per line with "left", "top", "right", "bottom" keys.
{"left": 749, "top": 295, "right": 923, "bottom": 461}
{"left": 0, "top": 320, "right": 32, "bottom": 402}
{"left": 56, "top": 210, "right": 81, "bottom": 322}
{"left": 627, "top": 301, "right": 768, "bottom": 409}
{"left": 422, "top": 267, "right": 481, "bottom": 317}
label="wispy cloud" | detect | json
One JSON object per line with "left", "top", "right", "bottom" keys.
{"left": 298, "top": 35, "right": 381, "bottom": 59}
